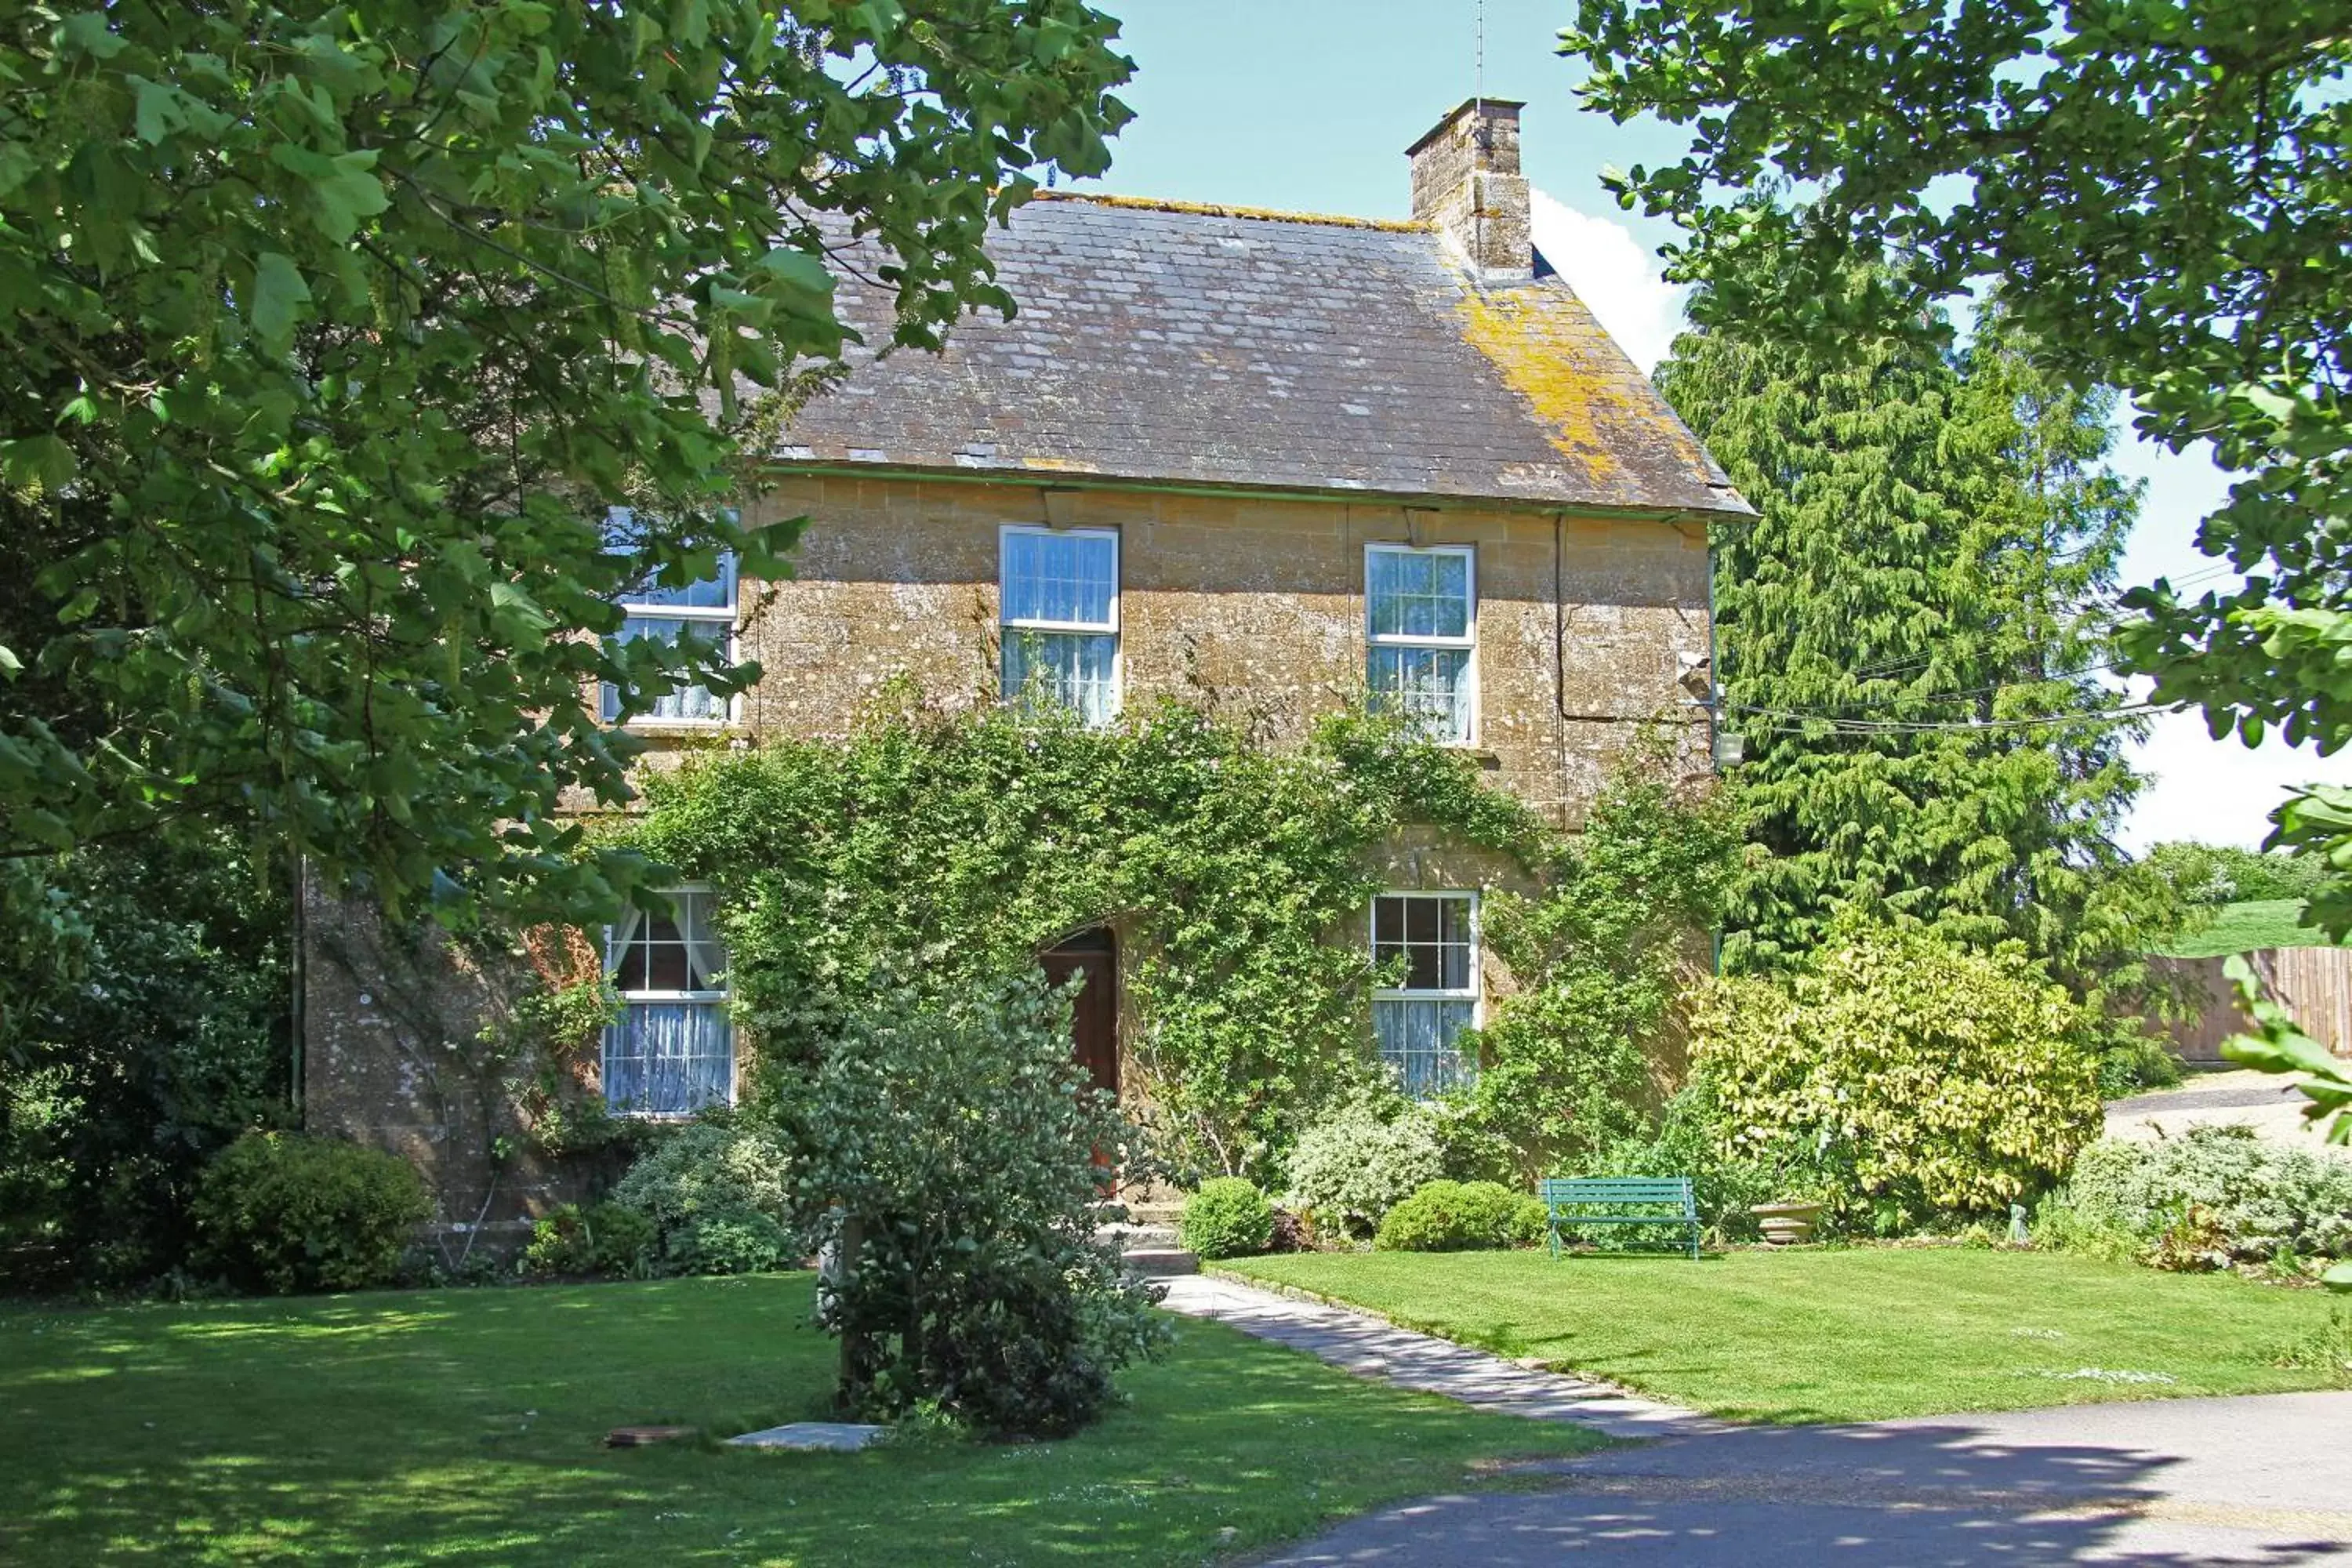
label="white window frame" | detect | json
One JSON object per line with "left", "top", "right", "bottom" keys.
{"left": 1370, "top": 889, "right": 1482, "bottom": 1098}
{"left": 1365, "top": 542, "right": 1478, "bottom": 746}
{"left": 999, "top": 523, "right": 1122, "bottom": 726}
{"left": 600, "top": 530, "right": 740, "bottom": 729}
{"left": 602, "top": 884, "right": 735, "bottom": 1118}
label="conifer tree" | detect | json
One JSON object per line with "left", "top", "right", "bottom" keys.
{"left": 1657, "top": 299, "right": 2172, "bottom": 991}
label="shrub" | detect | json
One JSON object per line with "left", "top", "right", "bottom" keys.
{"left": 1589, "top": 1077, "right": 1778, "bottom": 1241}
{"left": 2057, "top": 1126, "right": 2352, "bottom": 1264}
{"left": 1373, "top": 1179, "right": 1531, "bottom": 1251}
{"left": 522, "top": 1200, "right": 656, "bottom": 1279}
{"left": 191, "top": 1132, "right": 430, "bottom": 1294}
{"left": 1693, "top": 924, "right": 2103, "bottom": 1232}
{"left": 1179, "top": 1178, "right": 1274, "bottom": 1260}
{"left": 1268, "top": 1205, "right": 1309, "bottom": 1253}
{"left": 1283, "top": 1101, "right": 1444, "bottom": 1239}
{"left": 609, "top": 1120, "right": 800, "bottom": 1277}
{"left": 775, "top": 970, "right": 1167, "bottom": 1437}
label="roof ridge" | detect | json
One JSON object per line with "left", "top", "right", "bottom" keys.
{"left": 1033, "top": 189, "right": 1430, "bottom": 234}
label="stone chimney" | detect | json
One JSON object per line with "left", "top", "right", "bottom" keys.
{"left": 1406, "top": 98, "right": 1531, "bottom": 277}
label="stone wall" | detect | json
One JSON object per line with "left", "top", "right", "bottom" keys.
{"left": 301, "top": 880, "right": 608, "bottom": 1250}
{"left": 717, "top": 473, "right": 1714, "bottom": 829}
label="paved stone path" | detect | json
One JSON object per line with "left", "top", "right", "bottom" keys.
{"left": 1159, "top": 1273, "right": 2352, "bottom": 1565}
{"left": 1156, "top": 1273, "right": 1719, "bottom": 1441}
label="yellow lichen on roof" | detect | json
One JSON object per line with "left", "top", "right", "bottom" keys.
{"left": 1452, "top": 287, "right": 1648, "bottom": 484}
{"left": 1036, "top": 189, "right": 1431, "bottom": 233}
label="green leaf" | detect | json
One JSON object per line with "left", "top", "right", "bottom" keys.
{"left": 56, "top": 12, "right": 125, "bottom": 59}
{"left": 248, "top": 252, "right": 310, "bottom": 355}
{"left": 1, "top": 435, "right": 75, "bottom": 491}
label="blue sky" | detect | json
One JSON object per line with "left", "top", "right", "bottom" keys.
{"left": 1069, "top": 0, "right": 2350, "bottom": 851}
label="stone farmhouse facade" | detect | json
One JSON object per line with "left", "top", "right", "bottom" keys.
{"left": 300, "top": 100, "right": 1751, "bottom": 1232}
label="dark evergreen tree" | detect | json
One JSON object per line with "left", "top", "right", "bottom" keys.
{"left": 1658, "top": 298, "right": 2176, "bottom": 995}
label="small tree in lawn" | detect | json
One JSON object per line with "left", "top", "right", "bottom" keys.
{"left": 776, "top": 969, "right": 1166, "bottom": 1437}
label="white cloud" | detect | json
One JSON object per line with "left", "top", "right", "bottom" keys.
{"left": 1526, "top": 188, "right": 1687, "bottom": 376}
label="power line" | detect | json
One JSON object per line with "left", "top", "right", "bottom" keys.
{"left": 1723, "top": 698, "right": 2175, "bottom": 736}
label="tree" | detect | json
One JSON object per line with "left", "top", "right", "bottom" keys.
{"left": 0, "top": 2, "right": 1134, "bottom": 941}
{"left": 1561, "top": 2, "right": 2352, "bottom": 916}
{"left": 1660, "top": 292, "right": 2172, "bottom": 999}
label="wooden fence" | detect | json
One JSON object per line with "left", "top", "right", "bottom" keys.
{"left": 2149, "top": 946, "right": 2352, "bottom": 1064}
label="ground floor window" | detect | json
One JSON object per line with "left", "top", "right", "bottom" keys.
{"left": 604, "top": 887, "right": 732, "bottom": 1115}
{"left": 1371, "top": 891, "right": 1479, "bottom": 1096}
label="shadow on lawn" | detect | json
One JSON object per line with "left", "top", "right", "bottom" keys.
{"left": 1261, "top": 1416, "right": 2351, "bottom": 1566}
{"left": 0, "top": 1284, "right": 1584, "bottom": 1567}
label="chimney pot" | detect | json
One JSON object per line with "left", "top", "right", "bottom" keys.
{"left": 1406, "top": 99, "right": 1531, "bottom": 278}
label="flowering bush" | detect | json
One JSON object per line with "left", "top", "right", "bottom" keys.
{"left": 2059, "top": 1126, "right": 2352, "bottom": 1265}
{"left": 1283, "top": 1102, "right": 1444, "bottom": 1239}
{"left": 610, "top": 1120, "right": 800, "bottom": 1276}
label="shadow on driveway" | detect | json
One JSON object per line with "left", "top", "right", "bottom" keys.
{"left": 1259, "top": 1392, "right": 2352, "bottom": 1565}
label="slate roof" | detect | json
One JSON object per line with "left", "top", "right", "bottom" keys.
{"left": 778, "top": 193, "right": 1750, "bottom": 518}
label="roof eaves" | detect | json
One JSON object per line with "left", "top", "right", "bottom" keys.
{"left": 766, "top": 456, "right": 1755, "bottom": 521}
{"left": 1033, "top": 189, "right": 1431, "bottom": 234}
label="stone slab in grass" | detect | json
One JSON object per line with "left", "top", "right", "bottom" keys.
{"left": 727, "top": 1421, "right": 885, "bottom": 1452}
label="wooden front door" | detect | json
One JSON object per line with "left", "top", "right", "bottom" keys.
{"left": 1041, "top": 929, "right": 1118, "bottom": 1100}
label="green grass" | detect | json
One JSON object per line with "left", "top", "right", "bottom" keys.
{"left": 1225, "top": 1248, "right": 2347, "bottom": 1424}
{"left": 0, "top": 1273, "right": 1604, "bottom": 1566}
{"left": 2153, "top": 898, "right": 2339, "bottom": 957}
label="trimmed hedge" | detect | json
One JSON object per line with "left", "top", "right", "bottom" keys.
{"left": 1374, "top": 1180, "right": 1547, "bottom": 1251}
{"left": 1179, "top": 1178, "right": 1274, "bottom": 1260}
{"left": 191, "top": 1131, "right": 430, "bottom": 1294}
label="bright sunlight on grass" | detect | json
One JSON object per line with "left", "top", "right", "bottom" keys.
{"left": 0, "top": 1273, "right": 1602, "bottom": 1567}
{"left": 1226, "top": 1248, "right": 2348, "bottom": 1424}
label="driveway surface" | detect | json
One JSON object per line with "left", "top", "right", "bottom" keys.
{"left": 1161, "top": 1276, "right": 2352, "bottom": 1565}
{"left": 2105, "top": 1069, "right": 2347, "bottom": 1160}
{"left": 1258, "top": 1391, "right": 2352, "bottom": 1565}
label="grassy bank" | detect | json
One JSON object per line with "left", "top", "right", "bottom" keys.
{"left": 1226, "top": 1248, "right": 2347, "bottom": 1423}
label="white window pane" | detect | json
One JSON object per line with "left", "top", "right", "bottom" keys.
{"left": 608, "top": 508, "right": 735, "bottom": 611}
{"left": 1374, "top": 998, "right": 1476, "bottom": 1097}
{"left": 1003, "top": 532, "right": 1115, "bottom": 627}
{"left": 1369, "top": 646, "right": 1471, "bottom": 743}
{"left": 607, "top": 616, "right": 728, "bottom": 722}
{"left": 1004, "top": 630, "right": 1117, "bottom": 727}
{"left": 1369, "top": 550, "right": 1469, "bottom": 639}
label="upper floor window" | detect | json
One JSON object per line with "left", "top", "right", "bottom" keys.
{"left": 604, "top": 887, "right": 732, "bottom": 1116}
{"left": 1000, "top": 524, "right": 1119, "bottom": 727}
{"left": 1371, "top": 891, "right": 1479, "bottom": 1098}
{"left": 1366, "top": 543, "right": 1475, "bottom": 745}
{"left": 601, "top": 507, "right": 736, "bottom": 725}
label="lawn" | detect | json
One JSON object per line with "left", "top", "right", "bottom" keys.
{"left": 1225, "top": 1248, "right": 2349, "bottom": 1424}
{"left": 2154, "top": 898, "right": 2338, "bottom": 958}
{"left": 0, "top": 1272, "right": 1603, "bottom": 1567}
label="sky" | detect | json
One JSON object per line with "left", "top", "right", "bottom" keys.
{"left": 1067, "top": 0, "right": 2351, "bottom": 852}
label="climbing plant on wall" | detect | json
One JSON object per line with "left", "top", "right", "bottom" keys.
{"left": 619, "top": 691, "right": 1730, "bottom": 1185}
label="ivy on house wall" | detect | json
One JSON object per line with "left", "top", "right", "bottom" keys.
{"left": 617, "top": 689, "right": 1730, "bottom": 1185}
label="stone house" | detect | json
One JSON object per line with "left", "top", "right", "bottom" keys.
{"left": 300, "top": 99, "right": 1751, "bottom": 1232}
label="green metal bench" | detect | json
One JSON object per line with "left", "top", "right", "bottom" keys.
{"left": 1537, "top": 1177, "right": 1700, "bottom": 1259}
